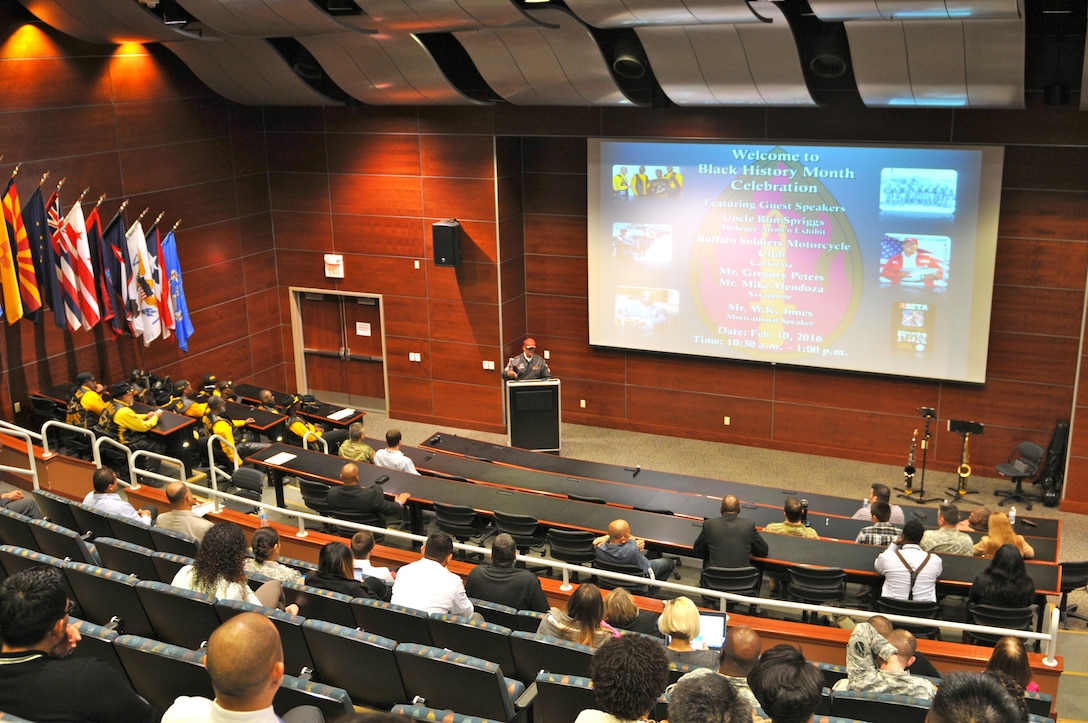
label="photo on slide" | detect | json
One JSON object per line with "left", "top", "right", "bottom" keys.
{"left": 879, "top": 234, "right": 951, "bottom": 289}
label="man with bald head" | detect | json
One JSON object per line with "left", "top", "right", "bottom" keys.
{"left": 324, "top": 461, "right": 410, "bottom": 527}
{"left": 673, "top": 625, "right": 762, "bottom": 707}
{"left": 156, "top": 481, "right": 214, "bottom": 542}
{"left": 693, "top": 495, "right": 768, "bottom": 570}
{"left": 593, "top": 518, "right": 676, "bottom": 582}
{"left": 162, "top": 612, "right": 322, "bottom": 722}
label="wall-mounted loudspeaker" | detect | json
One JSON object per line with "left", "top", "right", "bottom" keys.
{"left": 433, "top": 220, "right": 462, "bottom": 267}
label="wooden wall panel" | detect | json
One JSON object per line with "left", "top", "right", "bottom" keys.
{"left": 387, "top": 375, "right": 434, "bottom": 416}
{"left": 627, "top": 386, "right": 773, "bottom": 441}
{"left": 418, "top": 106, "right": 495, "bottom": 136}
{"left": 0, "top": 105, "right": 117, "bottom": 160}
{"left": 499, "top": 257, "right": 526, "bottom": 304}
{"left": 989, "top": 286, "right": 1083, "bottom": 337}
{"left": 525, "top": 214, "right": 586, "bottom": 258}
{"left": 766, "top": 105, "right": 954, "bottom": 144}
{"left": 426, "top": 262, "right": 497, "bottom": 304}
{"left": 421, "top": 177, "right": 496, "bottom": 222}
{"left": 998, "top": 189, "right": 1088, "bottom": 242}
{"left": 326, "top": 133, "right": 420, "bottom": 176}
{"left": 775, "top": 367, "right": 936, "bottom": 414}
{"left": 627, "top": 355, "right": 777, "bottom": 400}
{"left": 266, "top": 133, "right": 330, "bottom": 174}
{"left": 273, "top": 211, "right": 333, "bottom": 252}
{"left": 603, "top": 106, "right": 766, "bottom": 142}
{"left": 540, "top": 338, "right": 627, "bottom": 385}
{"left": 0, "top": 57, "right": 112, "bottom": 108}
{"left": 115, "top": 98, "right": 232, "bottom": 149}
{"left": 181, "top": 219, "right": 242, "bottom": 270}
{"left": 382, "top": 296, "right": 430, "bottom": 339}
{"left": 270, "top": 172, "right": 333, "bottom": 214}
{"left": 773, "top": 405, "right": 916, "bottom": 460}
{"left": 323, "top": 106, "right": 417, "bottom": 134}
{"left": 420, "top": 135, "right": 494, "bottom": 179}
{"left": 243, "top": 250, "right": 279, "bottom": 296}
{"left": 428, "top": 300, "right": 500, "bottom": 347}
{"left": 560, "top": 379, "right": 627, "bottom": 420}
{"left": 527, "top": 295, "right": 588, "bottom": 343}
{"left": 455, "top": 220, "right": 499, "bottom": 265}
{"left": 954, "top": 106, "right": 1088, "bottom": 146}
{"left": 993, "top": 236, "right": 1088, "bottom": 289}
{"left": 523, "top": 172, "right": 588, "bottom": 216}
{"left": 236, "top": 174, "right": 272, "bottom": 219}
{"left": 429, "top": 345, "right": 502, "bottom": 388}
{"left": 384, "top": 337, "right": 431, "bottom": 379}
{"left": 433, "top": 381, "right": 503, "bottom": 427}
{"left": 1003, "top": 145, "right": 1088, "bottom": 192}
{"left": 329, "top": 174, "right": 422, "bottom": 217}
{"left": 241, "top": 212, "right": 274, "bottom": 258}
{"left": 331, "top": 215, "right": 426, "bottom": 258}
{"left": 986, "top": 332, "right": 1077, "bottom": 385}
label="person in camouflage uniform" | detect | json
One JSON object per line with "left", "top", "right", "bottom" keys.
{"left": 920, "top": 504, "right": 975, "bottom": 556}
{"left": 832, "top": 620, "right": 937, "bottom": 700}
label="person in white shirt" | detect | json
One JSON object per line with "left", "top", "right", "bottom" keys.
{"left": 162, "top": 612, "right": 322, "bottom": 723}
{"left": 391, "top": 532, "right": 474, "bottom": 618}
{"left": 874, "top": 519, "right": 943, "bottom": 602}
{"left": 82, "top": 467, "right": 155, "bottom": 526}
{"left": 351, "top": 530, "right": 395, "bottom": 586}
{"left": 850, "top": 483, "right": 905, "bottom": 527}
{"left": 373, "top": 429, "right": 419, "bottom": 475}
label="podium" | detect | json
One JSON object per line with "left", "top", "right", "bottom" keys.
{"left": 506, "top": 379, "right": 561, "bottom": 452}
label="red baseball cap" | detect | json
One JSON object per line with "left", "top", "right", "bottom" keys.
{"left": 523, "top": 338, "right": 537, "bottom": 349}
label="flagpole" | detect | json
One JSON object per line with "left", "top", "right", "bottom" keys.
{"left": 10, "top": 163, "right": 19, "bottom": 180}
{"left": 135, "top": 207, "right": 150, "bottom": 223}
{"left": 54, "top": 177, "right": 66, "bottom": 193}
{"left": 38, "top": 171, "right": 50, "bottom": 188}
{"left": 77, "top": 187, "right": 90, "bottom": 203}
{"left": 152, "top": 211, "right": 165, "bottom": 227}
{"left": 171, "top": 218, "right": 182, "bottom": 232}
{"left": 95, "top": 194, "right": 107, "bottom": 209}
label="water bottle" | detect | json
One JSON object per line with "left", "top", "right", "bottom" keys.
{"left": 1008, "top": 506, "right": 1016, "bottom": 525}
{"left": 862, "top": 497, "right": 870, "bottom": 510}
{"left": 259, "top": 508, "right": 269, "bottom": 527}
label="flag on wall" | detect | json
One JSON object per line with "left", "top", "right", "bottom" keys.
{"left": 2, "top": 179, "right": 41, "bottom": 319}
{"left": 101, "top": 210, "right": 131, "bottom": 337}
{"left": 85, "top": 207, "right": 117, "bottom": 335}
{"left": 0, "top": 205, "right": 20, "bottom": 323}
{"left": 126, "top": 219, "right": 160, "bottom": 344}
{"left": 160, "top": 230, "right": 193, "bottom": 352}
{"left": 144, "top": 223, "right": 173, "bottom": 340}
{"left": 22, "top": 186, "right": 62, "bottom": 327}
{"left": 46, "top": 191, "right": 82, "bottom": 331}
{"left": 64, "top": 200, "right": 100, "bottom": 330}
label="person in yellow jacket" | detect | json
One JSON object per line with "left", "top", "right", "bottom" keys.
{"left": 66, "top": 372, "right": 106, "bottom": 428}
{"left": 203, "top": 395, "right": 269, "bottom": 465}
{"left": 101, "top": 383, "right": 167, "bottom": 474}
{"left": 612, "top": 166, "right": 630, "bottom": 197}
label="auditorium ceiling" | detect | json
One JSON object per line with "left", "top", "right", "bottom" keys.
{"left": 15, "top": 0, "right": 1088, "bottom": 110}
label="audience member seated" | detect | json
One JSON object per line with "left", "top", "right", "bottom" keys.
{"left": 350, "top": 531, "right": 395, "bottom": 586}
{"left": 538, "top": 582, "right": 617, "bottom": 648}
{"left": 162, "top": 611, "right": 323, "bottom": 723}
{"left": 763, "top": 496, "right": 818, "bottom": 538}
{"left": 831, "top": 620, "right": 936, "bottom": 699}
{"left": 339, "top": 422, "right": 375, "bottom": 464}
{"left": 957, "top": 507, "right": 991, "bottom": 533}
{"left": 968, "top": 544, "right": 1036, "bottom": 610}
{"left": 668, "top": 671, "right": 750, "bottom": 723}
{"left": 869, "top": 615, "right": 941, "bottom": 679}
{"left": 158, "top": 481, "right": 214, "bottom": 542}
{"left": 257, "top": 389, "right": 279, "bottom": 414}
{"left": 874, "top": 520, "right": 942, "bottom": 602}
{"left": 326, "top": 462, "right": 409, "bottom": 527}
{"left": 673, "top": 626, "right": 762, "bottom": 708}
{"left": 99, "top": 382, "right": 167, "bottom": 475}
{"left": 854, "top": 501, "right": 900, "bottom": 546}
{"left": 305, "top": 541, "right": 383, "bottom": 600}
{"left": 66, "top": 371, "right": 107, "bottom": 429}
{"left": 281, "top": 395, "right": 346, "bottom": 454}
{"left": 204, "top": 395, "right": 270, "bottom": 465}
{"left": 576, "top": 635, "right": 669, "bottom": 723}
{"left": 851, "top": 483, "right": 905, "bottom": 526}
{"left": 693, "top": 495, "right": 768, "bottom": 569}
{"left": 0, "top": 567, "right": 160, "bottom": 722}
{"left": 0, "top": 487, "right": 42, "bottom": 519}
{"left": 973, "top": 512, "right": 1035, "bottom": 559}
{"left": 373, "top": 428, "right": 419, "bottom": 475}
{"left": 921, "top": 504, "right": 974, "bottom": 556}
{"left": 927, "top": 671, "right": 1024, "bottom": 723}
{"left": 658, "top": 596, "right": 719, "bottom": 669}
{"left": 986, "top": 636, "right": 1039, "bottom": 693}
{"left": 746, "top": 644, "right": 824, "bottom": 723}
{"left": 83, "top": 467, "right": 156, "bottom": 526}
{"left": 593, "top": 518, "right": 676, "bottom": 581}
{"left": 244, "top": 527, "right": 304, "bottom": 586}
{"left": 173, "top": 522, "right": 298, "bottom": 614}
{"left": 603, "top": 588, "right": 661, "bottom": 638}
{"left": 465, "top": 533, "right": 549, "bottom": 612}
{"left": 391, "top": 532, "right": 474, "bottom": 618}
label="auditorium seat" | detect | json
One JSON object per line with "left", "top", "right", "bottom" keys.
{"left": 216, "top": 599, "right": 315, "bottom": 678}
{"left": 93, "top": 537, "right": 159, "bottom": 580}
{"left": 147, "top": 525, "right": 200, "bottom": 557}
{"left": 351, "top": 597, "right": 434, "bottom": 645}
{"left": 63, "top": 562, "right": 155, "bottom": 638}
{"left": 274, "top": 674, "right": 355, "bottom": 721}
{"left": 394, "top": 642, "right": 527, "bottom": 723}
{"left": 150, "top": 550, "right": 196, "bottom": 582}
{"left": 300, "top": 619, "right": 407, "bottom": 709}
{"left": 0, "top": 508, "right": 40, "bottom": 551}
{"left": 68, "top": 502, "right": 119, "bottom": 540}
{"left": 427, "top": 613, "right": 516, "bottom": 676}
{"left": 104, "top": 511, "right": 158, "bottom": 549}
{"left": 28, "top": 518, "right": 99, "bottom": 564}
{"left": 114, "top": 634, "right": 212, "bottom": 711}
{"left": 816, "top": 661, "right": 848, "bottom": 689}
{"left": 32, "top": 489, "right": 81, "bottom": 531}
{"left": 392, "top": 704, "right": 504, "bottom": 723}
{"left": 829, "top": 689, "right": 929, "bottom": 723}
{"left": 69, "top": 616, "right": 127, "bottom": 679}
{"left": 515, "top": 609, "right": 547, "bottom": 632}
{"left": 787, "top": 566, "right": 846, "bottom": 624}
{"left": 0, "top": 545, "right": 82, "bottom": 614}
{"left": 509, "top": 631, "right": 594, "bottom": 684}
{"left": 134, "top": 580, "right": 224, "bottom": 650}
{"left": 285, "top": 582, "right": 357, "bottom": 627}
{"left": 530, "top": 671, "right": 669, "bottom": 723}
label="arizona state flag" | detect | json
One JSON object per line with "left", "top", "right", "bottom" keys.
{"left": 2, "top": 179, "right": 41, "bottom": 319}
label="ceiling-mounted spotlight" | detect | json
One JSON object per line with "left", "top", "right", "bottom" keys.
{"left": 808, "top": 29, "right": 848, "bottom": 79}
{"left": 611, "top": 37, "right": 647, "bottom": 79}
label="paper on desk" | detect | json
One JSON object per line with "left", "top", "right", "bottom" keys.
{"left": 327, "top": 408, "right": 356, "bottom": 421}
{"left": 264, "top": 451, "right": 298, "bottom": 465}
{"left": 192, "top": 502, "right": 216, "bottom": 518}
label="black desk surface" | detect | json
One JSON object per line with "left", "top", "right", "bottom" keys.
{"left": 233, "top": 384, "right": 366, "bottom": 427}
{"left": 246, "top": 444, "right": 1058, "bottom": 592}
{"left": 420, "top": 432, "right": 1060, "bottom": 540}
{"left": 225, "top": 401, "right": 285, "bottom": 431}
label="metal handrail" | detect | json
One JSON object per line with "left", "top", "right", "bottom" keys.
{"left": 0, "top": 422, "right": 42, "bottom": 491}
{"left": 301, "top": 429, "right": 329, "bottom": 454}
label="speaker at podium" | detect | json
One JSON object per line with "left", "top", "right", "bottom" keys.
{"left": 506, "top": 379, "right": 561, "bottom": 452}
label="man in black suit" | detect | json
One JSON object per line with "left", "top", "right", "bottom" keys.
{"left": 692, "top": 495, "right": 768, "bottom": 568}
{"left": 326, "top": 462, "right": 409, "bottom": 527}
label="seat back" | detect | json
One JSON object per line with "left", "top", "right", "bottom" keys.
{"left": 0, "top": 545, "right": 82, "bottom": 613}
{"left": 875, "top": 597, "right": 942, "bottom": 638}
{"left": 351, "top": 597, "right": 434, "bottom": 645}
{"left": 286, "top": 582, "right": 358, "bottom": 626}
{"left": 300, "top": 620, "right": 406, "bottom": 708}
{"left": 472, "top": 598, "right": 522, "bottom": 630}
{"left": 546, "top": 529, "right": 596, "bottom": 565}
{"left": 998, "top": 441, "right": 1046, "bottom": 480}
{"left": 114, "top": 634, "right": 212, "bottom": 711}
{"left": 1060, "top": 560, "right": 1088, "bottom": 594}
{"left": 427, "top": 613, "right": 516, "bottom": 675}
{"left": 230, "top": 466, "right": 266, "bottom": 493}
{"left": 32, "top": 490, "right": 81, "bottom": 531}
{"left": 151, "top": 551, "right": 196, "bottom": 582}
{"left": 392, "top": 704, "right": 505, "bottom": 723}
{"left": 829, "top": 689, "right": 930, "bottom": 723}
{"left": 216, "top": 599, "right": 315, "bottom": 678}
{"left": 816, "top": 661, "right": 848, "bottom": 689}
{"left": 134, "top": 580, "right": 224, "bottom": 649}
{"left": 532, "top": 671, "right": 596, "bottom": 723}
{"left": 509, "top": 631, "right": 594, "bottom": 684}
{"left": 788, "top": 565, "right": 846, "bottom": 602}
{"left": 394, "top": 643, "right": 522, "bottom": 722}
{"left": 69, "top": 616, "right": 126, "bottom": 679}
{"left": 592, "top": 558, "right": 649, "bottom": 594}
{"left": 1024, "top": 691, "right": 1054, "bottom": 718}
{"left": 274, "top": 674, "right": 354, "bottom": 721}
{"left": 701, "top": 565, "right": 762, "bottom": 599}
{"left": 298, "top": 479, "right": 332, "bottom": 514}
{"left": 515, "top": 609, "right": 547, "bottom": 632}
{"left": 0, "top": 508, "right": 39, "bottom": 550}
{"left": 435, "top": 502, "right": 487, "bottom": 540}
{"left": 68, "top": 502, "right": 117, "bottom": 539}
{"left": 493, "top": 511, "right": 543, "bottom": 550}
{"left": 148, "top": 526, "right": 200, "bottom": 557}
{"left": 104, "top": 512, "right": 157, "bottom": 549}
{"left": 92, "top": 537, "right": 160, "bottom": 580}
{"left": 63, "top": 562, "right": 155, "bottom": 638}
{"left": 966, "top": 603, "right": 1037, "bottom": 646}
{"left": 28, "top": 518, "right": 99, "bottom": 564}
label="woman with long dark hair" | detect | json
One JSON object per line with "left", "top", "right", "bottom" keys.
{"left": 304, "top": 541, "right": 382, "bottom": 599}
{"left": 968, "top": 543, "right": 1036, "bottom": 608}
{"left": 537, "top": 583, "right": 617, "bottom": 648}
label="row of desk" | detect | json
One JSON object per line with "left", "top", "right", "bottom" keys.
{"left": 247, "top": 442, "right": 1060, "bottom": 595}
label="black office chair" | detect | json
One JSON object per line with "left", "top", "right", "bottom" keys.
{"left": 492, "top": 511, "right": 546, "bottom": 556}
{"left": 298, "top": 479, "right": 332, "bottom": 516}
{"left": 875, "top": 597, "right": 942, "bottom": 639}
{"left": 591, "top": 558, "right": 650, "bottom": 596}
{"left": 787, "top": 566, "right": 846, "bottom": 625}
{"left": 700, "top": 566, "right": 763, "bottom": 614}
{"left": 966, "top": 603, "right": 1037, "bottom": 648}
{"left": 995, "top": 441, "right": 1046, "bottom": 510}
{"left": 546, "top": 529, "right": 596, "bottom": 581}
{"left": 1058, "top": 560, "right": 1088, "bottom": 628}
{"left": 435, "top": 502, "right": 491, "bottom": 559}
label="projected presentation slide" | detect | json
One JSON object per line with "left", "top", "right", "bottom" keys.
{"left": 587, "top": 140, "right": 1004, "bottom": 383}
